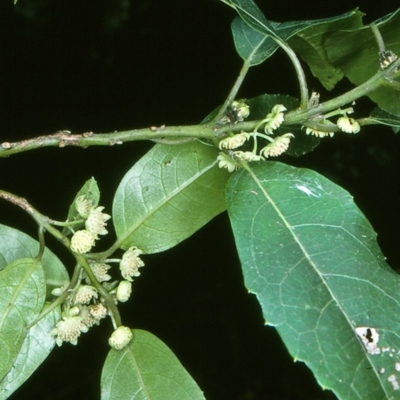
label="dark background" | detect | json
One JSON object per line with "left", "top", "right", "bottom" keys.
{"left": 1, "top": 0, "right": 399, "bottom": 399}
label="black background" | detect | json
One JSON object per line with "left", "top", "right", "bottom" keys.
{"left": 1, "top": 0, "right": 400, "bottom": 399}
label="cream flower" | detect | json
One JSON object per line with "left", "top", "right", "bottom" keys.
{"left": 85, "top": 206, "right": 111, "bottom": 239}
{"left": 70, "top": 230, "right": 95, "bottom": 254}
{"left": 218, "top": 132, "right": 249, "bottom": 150}
{"left": 86, "top": 262, "right": 112, "bottom": 283}
{"left": 217, "top": 152, "right": 239, "bottom": 173}
{"left": 109, "top": 326, "right": 133, "bottom": 350}
{"left": 51, "top": 314, "right": 89, "bottom": 346}
{"left": 232, "top": 151, "right": 263, "bottom": 162}
{"left": 264, "top": 104, "right": 287, "bottom": 134}
{"left": 337, "top": 117, "right": 360, "bottom": 133}
{"left": 305, "top": 127, "right": 334, "bottom": 138}
{"left": 75, "top": 195, "right": 93, "bottom": 219}
{"left": 119, "top": 247, "right": 144, "bottom": 281}
{"left": 74, "top": 285, "right": 98, "bottom": 305}
{"left": 89, "top": 303, "right": 108, "bottom": 320}
{"left": 80, "top": 303, "right": 108, "bottom": 327}
{"left": 260, "top": 133, "right": 294, "bottom": 158}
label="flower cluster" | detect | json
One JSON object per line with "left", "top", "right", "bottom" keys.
{"left": 304, "top": 107, "right": 361, "bottom": 137}
{"left": 70, "top": 196, "right": 111, "bottom": 254}
{"left": 50, "top": 196, "right": 145, "bottom": 349}
{"left": 217, "top": 103, "right": 295, "bottom": 172}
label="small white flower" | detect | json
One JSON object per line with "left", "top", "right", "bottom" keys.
{"left": 51, "top": 314, "right": 88, "bottom": 346}
{"left": 305, "top": 127, "right": 334, "bottom": 138}
{"left": 74, "top": 285, "right": 98, "bottom": 305}
{"left": 85, "top": 206, "right": 111, "bottom": 239}
{"left": 70, "top": 230, "right": 95, "bottom": 254}
{"left": 116, "top": 281, "right": 132, "bottom": 302}
{"left": 232, "top": 151, "right": 263, "bottom": 162}
{"left": 87, "top": 262, "right": 111, "bottom": 283}
{"left": 337, "top": 117, "right": 360, "bottom": 133}
{"left": 264, "top": 104, "right": 287, "bottom": 134}
{"left": 260, "top": 133, "right": 294, "bottom": 158}
{"left": 218, "top": 132, "right": 249, "bottom": 150}
{"left": 120, "top": 247, "right": 144, "bottom": 281}
{"left": 80, "top": 303, "right": 108, "bottom": 327}
{"left": 89, "top": 303, "right": 108, "bottom": 320}
{"left": 109, "top": 326, "right": 133, "bottom": 350}
{"left": 75, "top": 195, "right": 93, "bottom": 219}
{"left": 217, "top": 152, "right": 239, "bottom": 173}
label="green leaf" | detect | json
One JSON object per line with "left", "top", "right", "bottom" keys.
{"left": 113, "top": 142, "right": 229, "bottom": 254}
{"left": 324, "top": 9, "right": 400, "bottom": 116}
{"left": 246, "top": 94, "right": 321, "bottom": 156}
{"left": 0, "top": 224, "right": 69, "bottom": 296}
{"left": 0, "top": 305, "right": 60, "bottom": 400}
{"left": 101, "top": 329, "right": 205, "bottom": 400}
{"left": 62, "top": 177, "right": 100, "bottom": 235}
{"left": 226, "top": 162, "right": 400, "bottom": 399}
{"left": 231, "top": 17, "right": 278, "bottom": 65}
{"left": 368, "top": 107, "right": 400, "bottom": 132}
{"left": 230, "top": 0, "right": 361, "bottom": 67}
{"left": 288, "top": 11, "right": 364, "bottom": 90}
{"left": 0, "top": 258, "right": 46, "bottom": 382}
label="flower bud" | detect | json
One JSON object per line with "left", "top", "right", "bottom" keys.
{"left": 116, "top": 281, "right": 132, "bottom": 302}
{"left": 337, "top": 117, "right": 360, "bottom": 134}
{"left": 108, "top": 326, "right": 133, "bottom": 350}
{"left": 70, "top": 230, "right": 95, "bottom": 254}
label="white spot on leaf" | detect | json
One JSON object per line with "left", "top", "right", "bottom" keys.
{"left": 294, "top": 184, "right": 320, "bottom": 198}
{"left": 355, "top": 327, "right": 380, "bottom": 355}
{"left": 388, "top": 374, "right": 400, "bottom": 390}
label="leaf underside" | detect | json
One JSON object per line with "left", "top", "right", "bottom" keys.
{"left": 226, "top": 162, "right": 400, "bottom": 400}
{"left": 101, "top": 329, "right": 205, "bottom": 400}
{"left": 113, "top": 142, "right": 229, "bottom": 254}
{"left": 0, "top": 225, "right": 66, "bottom": 398}
{"left": 0, "top": 258, "right": 46, "bottom": 383}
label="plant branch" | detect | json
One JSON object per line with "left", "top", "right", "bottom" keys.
{"left": 284, "top": 56, "right": 400, "bottom": 124}
{"left": 214, "top": 60, "right": 252, "bottom": 122}
{"left": 0, "top": 125, "right": 217, "bottom": 157}
{"left": 272, "top": 38, "right": 309, "bottom": 109}
{"left": 0, "top": 189, "right": 123, "bottom": 327}
{"left": 2, "top": 59, "right": 399, "bottom": 158}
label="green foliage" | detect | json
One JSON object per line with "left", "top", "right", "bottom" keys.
{"left": 226, "top": 162, "right": 400, "bottom": 399}
{"left": 232, "top": 8, "right": 361, "bottom": 68}
{"left": 324, "top": 9, "right": 400, "bottom": 116}
{"left": 2, "top": 0, "right": 400, "bottom": 399}
{"left": 113, "top": 141, "right": 229, "bottom": 254}
{"left": 0, "top": 225, "right": 67, "bottom": 398}
{"left": 101, "top": 330, "right": 205, "bottom": 400}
